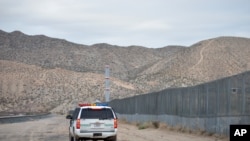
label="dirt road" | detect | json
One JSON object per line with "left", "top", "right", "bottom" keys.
{"left": 0, "top": 115, "right": 227, "bottom": 141}
{"left": 0, "top": 115, "right": 68, "bottom": 141}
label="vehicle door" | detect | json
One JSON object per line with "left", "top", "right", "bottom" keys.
{"left": 69, "top": 107, "right": 80, "bottom": 135}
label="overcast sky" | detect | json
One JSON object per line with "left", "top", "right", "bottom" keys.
{"left": 0, "top": 0, "right": 249, "bottom": 48}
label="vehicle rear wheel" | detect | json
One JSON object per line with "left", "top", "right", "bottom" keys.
{"left": 106, "top": 135, "right": 117, "bottom": 141}
{"left": 114, "top": 135, "right": 117, "bottom": 141}
{"left": 69, "top": 133, "right": 74, "bottom": 141}
{"left": 73, "top": 136, "right": 80, "bottom": 141}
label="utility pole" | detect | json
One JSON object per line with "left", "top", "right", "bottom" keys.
{"left": 105, "top": 65, "right": 110, "bottom": 102}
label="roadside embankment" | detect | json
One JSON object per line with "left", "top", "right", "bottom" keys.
{"left": 0, "top": 113, "right": 51, "bottom": 124}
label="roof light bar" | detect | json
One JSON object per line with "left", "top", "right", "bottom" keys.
{"left": 78, "top": 102, "right": 108, "bottom": 107}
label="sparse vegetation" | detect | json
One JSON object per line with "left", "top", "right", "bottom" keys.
{"left": 126, "top": 120, "right": 228, "bottom": 140}
{"left": 152, "top": 121, "right": 160, "bottom": 129}
{"left": 136, "top": 121, "right": 160, "bottom": 130}
{"left": 137, "top": 122, "right": 149, "bottom": 130}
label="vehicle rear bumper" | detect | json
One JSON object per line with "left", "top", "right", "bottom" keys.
{"left": 74, "top": 129, "right": 117, "bottom": 139}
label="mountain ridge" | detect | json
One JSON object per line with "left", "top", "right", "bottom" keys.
{"left": 0, "top": 29, "right": 250, "bottom": 114}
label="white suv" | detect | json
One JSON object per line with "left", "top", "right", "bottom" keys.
{"left": 66, "top": 103, "right": 118, "bottom": 141}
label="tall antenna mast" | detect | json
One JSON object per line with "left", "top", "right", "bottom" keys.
{"left": 105, "top": 65, "right": 110, "bottom": 102}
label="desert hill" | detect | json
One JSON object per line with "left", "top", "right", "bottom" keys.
{"left": 0, "top": 30, "right": 249, "bottom": 113}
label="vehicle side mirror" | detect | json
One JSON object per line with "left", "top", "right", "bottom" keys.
{"left": 66, "top": 115, "right": 73, "bottom": 119}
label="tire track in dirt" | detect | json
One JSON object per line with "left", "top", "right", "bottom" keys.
{"left": 191, "top": 40, "right": 213, "bottom": 70}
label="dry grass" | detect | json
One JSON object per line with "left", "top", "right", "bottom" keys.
{"left": 120, "top": 118, "right": 229, "bottom": 140}
{"left": 135, "top": 121, "right": 161, "bottom": 130}
{"left": 118, "top": 118, "right": 129, "bottom": 124}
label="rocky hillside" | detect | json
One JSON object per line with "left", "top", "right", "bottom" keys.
{"left": 0, "top": 30, "right": 250, "bottom": 114}
{"left": 0, "top": 60, "right": 137, "bottom": 114}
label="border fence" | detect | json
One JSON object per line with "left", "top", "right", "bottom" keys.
{"left": 109, "top": 71, "right": 250, "bottom": 135}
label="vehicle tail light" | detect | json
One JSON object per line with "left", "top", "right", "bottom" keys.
{"left": 114, "top": 118, "right": 117, "bottom": 128}
{"left": 76, "top": 119, "right": 80, "bottom": 129}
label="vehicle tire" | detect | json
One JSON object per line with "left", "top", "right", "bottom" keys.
{"left": 107, "top": 135, "right": 117, "bottom": 141}
{"left": 69, "top": 133, "right": 74, "bottom": 141}
{"left": 73, "top": 136, "right": 80, "bottom": 141}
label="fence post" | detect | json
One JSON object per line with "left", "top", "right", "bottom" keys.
{"left": 216, "top": 80, "right": 220, "bottom": 133}
{"left": 216, "top": 80, "right": 219, "bottom": 116}
{"left": 242, "top": 73, "right": 246, "bottom": 114}
{"left": 189, "top": 87, "right": 192, "bottom": 116}
{"left": 227, "top": 78, "right": 231, "bottom": 115}
{"left": 206, "top": 84, "right": 209, "bottom": 116}
{"left": 135, "top": 96, "right": 138, "bottom": 114}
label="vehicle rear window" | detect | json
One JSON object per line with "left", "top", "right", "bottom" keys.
{"left": 73, "top": 108, "right": 80, "bottom": 120}
{"left": 80, "top": 108, "right": 114, "bottom": 119}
